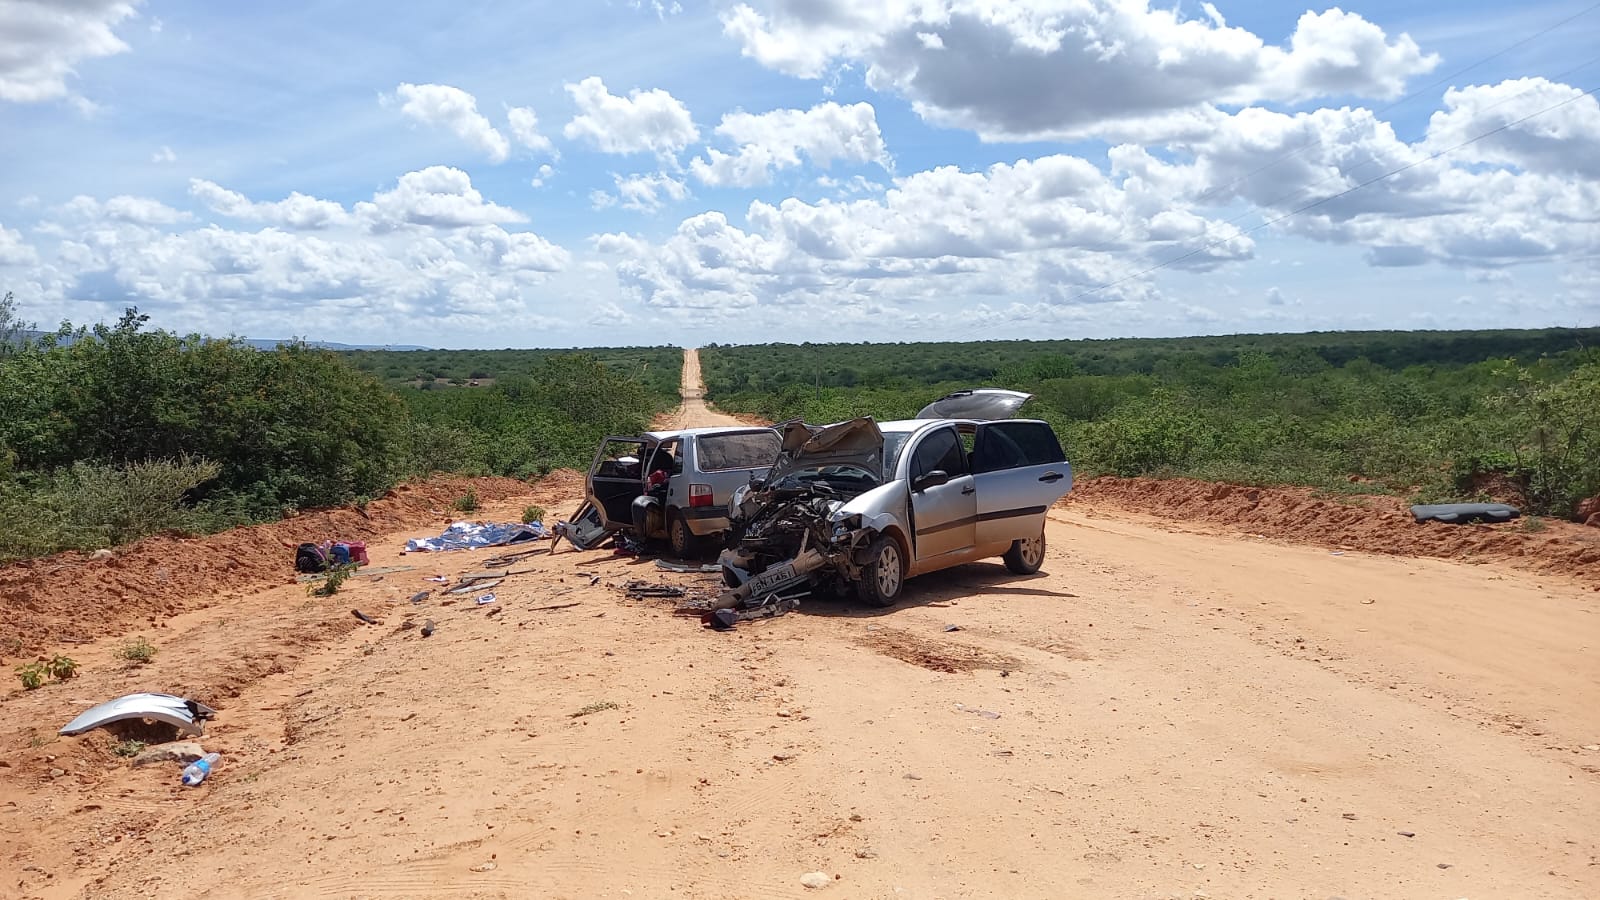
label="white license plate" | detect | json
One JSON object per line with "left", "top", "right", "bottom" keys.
{"left": 748, "top": 562, "right": 800, "bottom": 595}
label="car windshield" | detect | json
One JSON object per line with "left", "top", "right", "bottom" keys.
{"left": 882, "top": 431, "right": 912, "bottom": 478}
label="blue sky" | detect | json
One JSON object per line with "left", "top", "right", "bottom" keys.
{"left": 1, "top": 0, "right": 1596, "bottom": 347}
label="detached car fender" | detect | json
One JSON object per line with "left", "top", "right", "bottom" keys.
{"left": 59, "top": 692, "right": 217, "bottom": 737}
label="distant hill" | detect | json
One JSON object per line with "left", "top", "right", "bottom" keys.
{"left": 14, "top": 331, "right": 429, "bottom": 352}
{"left": 240, "top": 338, "right": 432, "bottom": 351}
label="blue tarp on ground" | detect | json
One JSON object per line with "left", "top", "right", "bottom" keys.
{"left": 404, "top": 521, "right": 546, "bottom": 553}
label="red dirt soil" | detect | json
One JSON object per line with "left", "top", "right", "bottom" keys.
{"left": 0, "top": 475, "right": 544, "bottom": 657}
{"left": 1067, "top": 475, "right": 1600, "bottom": 589}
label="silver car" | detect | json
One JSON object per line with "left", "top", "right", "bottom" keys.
{"left": 563, "top": 426, "right": 782, "bottom": 556}
{"left": 719, "top": 390, "right": 1073, "bottom": 608}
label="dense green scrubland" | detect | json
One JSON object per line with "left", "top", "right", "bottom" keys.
{"left": 700, "top": 330, "right": 1600, "bottom": 518}
{"left": 0, "top": 298, "right": 677, "bottom": 561}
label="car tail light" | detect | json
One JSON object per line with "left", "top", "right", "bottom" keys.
{"left": 689, "top": 484, "right": 713, "bottom": 507}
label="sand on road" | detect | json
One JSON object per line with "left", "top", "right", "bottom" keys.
{"left": 2, "top": 349, "right": 1597, "bottom": 900}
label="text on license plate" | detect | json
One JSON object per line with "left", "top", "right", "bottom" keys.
{"left": 748, "top": 562, "right": 799, "bottom": 595}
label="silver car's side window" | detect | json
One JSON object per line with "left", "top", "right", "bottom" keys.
{"left": 910, "top": 427, "right": 966, "bottom": 478}
{"left": 974, "top": 422, "right": 1066, "bottom": 472}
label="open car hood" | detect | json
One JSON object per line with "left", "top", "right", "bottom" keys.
{"left": 916, "top": 388, "right": 1033, "bottom": 420}
{"left": 763, "top": 417, "right": 885, "bottom": 485}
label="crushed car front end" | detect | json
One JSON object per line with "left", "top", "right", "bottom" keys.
{"left": 717, "top": 417, "right": 909, "bottom": 605}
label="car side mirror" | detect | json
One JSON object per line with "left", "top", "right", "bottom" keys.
{"left": 913, "top": 470, "right": 950, "bottom": 492}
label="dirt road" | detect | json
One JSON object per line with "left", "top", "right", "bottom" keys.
{"left": 2, "top": 351, "right": 1597, "bottom": 899}
{"left": 653, "top": 348, "right": 746, "bottom": 430}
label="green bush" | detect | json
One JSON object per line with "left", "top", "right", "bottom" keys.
{"left": 0, "top": 310, "right": 409, "bottom": 519}
{"left": 16, "top": 662, "right": 45, "bottom": 690}
{"left": 0, "top": 457, "right": 227, "bottom": 561}
{"left": 116, "top": 637, "right": 158, "bottom": 665}
{"left": 1075, "top": 395, "right": 1215, "bottom": 477}
{"left": 61, "top": 457, "right": 223, "bottom": 545}
{"left": 308, "top": 563, "right": 358, "bottom": 597}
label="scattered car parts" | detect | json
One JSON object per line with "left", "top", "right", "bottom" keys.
{"left": 59, "top": 693, "right": 217, "bottom": 738}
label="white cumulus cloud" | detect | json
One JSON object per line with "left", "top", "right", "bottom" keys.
{"left": 0, "top": 0, "right": 141, "bottom": 104}
{"left": 597, "top": 152, "right": 1252, "bottom": 317}
{"left": 390, "top": 83, "right": 510, "bottom": 163}
{"left": 355, "top": 166, "right": 527, "bottom": 230}
{"left": 1424, "top": 77, "right": 1600, "bottom": 179}
{"left": 507, "top": 106, "right": 555, "bottom": 156}
{"left": 691, "top": 101, "right": 890, "bottom": 187}
{"left": 610, "top": 172, "right": 690, "bottom": 212}
{"left": 722, "top": 0, "right": 1437, "bottom": 142}
{"left": 11, "top": 172, "right": 569, "bottom": 334}
{"left": 189, "top": 179, "right": 352, "bottom": 230}
{"left": 562, "top": 76, "right": 698, "bottom": 157}
{"left": 57, "top": 194, "right": 191, "bottom": 227}
{"left": 1137, "top": 83, "right": 1600, "bottom": 271}
{"left": 0, "top": 223, "right": 39, "bottom": 266}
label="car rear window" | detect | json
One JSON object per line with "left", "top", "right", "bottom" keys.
{"left": 696, "top": 431, "right": 781, "bottom": 471}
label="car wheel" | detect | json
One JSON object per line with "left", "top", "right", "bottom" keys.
{"left": 668, "top": 510, "right": 700, "bottom": 558}
{"left": 855, "top": 535, "right": 904, "bottom": 608}
{"left": 1003, "top": 530, "right": 1046, "bottom": 575}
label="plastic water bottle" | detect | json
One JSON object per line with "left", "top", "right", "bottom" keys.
{"left": 181, "top": 752, "right": 221, "bottom": 787}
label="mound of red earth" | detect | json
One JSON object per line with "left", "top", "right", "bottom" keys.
{"left": 1578, "top": 493, "right": 1600, "bottom": 528}
{"left": 0, "top": 476, "right": 538, "bottom": 656}
{"left": 1067, "top": 476, "right": 1600, "bottom": 588}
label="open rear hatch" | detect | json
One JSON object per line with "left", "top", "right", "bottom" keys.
{"left": 916, "top": 388, "right": 1033, "bottom": 420}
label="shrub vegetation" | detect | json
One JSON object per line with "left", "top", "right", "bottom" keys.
{"left": 0, "top": 304, "right": 675, "bottom": 561}
{"left": 700, "top": 331, "right": 1600, "bottom": 518}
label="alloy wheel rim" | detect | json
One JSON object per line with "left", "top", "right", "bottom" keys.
{"left": 878, "top": 544, "right": 901, "bottom": 595}
{"left": 1022, "top": 537, "right": 1044, "bottom": 566}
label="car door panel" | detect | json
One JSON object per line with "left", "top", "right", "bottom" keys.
{"left": 911, "top": 475, "right": 978, "bottom": 561}
{"left": 587, "top": 437, "right": 647, "bottom": 528}
{"left": 907, "top": 427, "right": 976, "bottom": 561}
{"left": 972, "top": 421, "right": 1072, "bottom": 544}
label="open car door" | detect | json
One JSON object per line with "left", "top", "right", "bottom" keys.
{"left": 971, "top": 420, "right": 1072, "bottom": 545}
{"left": 588, "top": 436, "right": 648, "bottom": 529}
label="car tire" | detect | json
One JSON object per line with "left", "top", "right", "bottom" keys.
{"left": 855, "top": 535, "right": 905, "bottom": 608}
{"left": 1003, "top": 530, "right": 1046, "bottom": 575}
{"left": 668, "top": 510, "right": 701, "bottom": 558}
